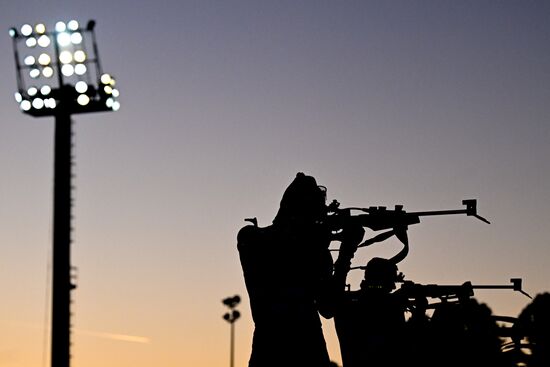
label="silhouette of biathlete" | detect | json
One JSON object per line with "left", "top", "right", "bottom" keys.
{"left": 332, "top": 232, "right": 505, "bottom": 367}
{"left": 237, "top": 173, "right": 337, "bottom": 367}
{"left": 515, "top": 292, "right": 550, "bottom": 367}
{"left": 332, "top": 244, "right": 408, "bottom": 367}
{"left": 428, "top": 297, "right": 503, "bottom": 367}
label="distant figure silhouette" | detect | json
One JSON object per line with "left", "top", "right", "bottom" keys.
{"left": 333, "top": 253, "right": 407, "bottom": 367}
{"left": 428, "top": 297, "right": 503, "bottom": 367}
{"left": 331, "top": 225, "right": 417, "bottom": 366}
{"left": 237, "top": 172, "right": 335, "bottom": 367}
{"left": 516, "top": 292, "right": 550, "bottom": 367}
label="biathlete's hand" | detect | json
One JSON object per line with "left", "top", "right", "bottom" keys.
{"left": 339, "top": 224, "right": 365, "bottom": 257}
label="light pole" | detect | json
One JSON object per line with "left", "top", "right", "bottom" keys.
{"left": 9, "top": 20, "right": 120, "bottom": 367}
{"left": 222, "top": 295, "right": 241, "bottom": 367}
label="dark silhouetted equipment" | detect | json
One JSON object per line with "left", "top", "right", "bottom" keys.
{"left": 325, "top": 199, "right": 489, "bottom": 236}
{"left": 396, "top": 278, "right": 532, "bottom": 307}
{"left": 9, "top": 20, "right": 119, "bottom": 367}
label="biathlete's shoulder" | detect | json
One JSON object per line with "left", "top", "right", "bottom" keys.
{"left": 237, "top": 224, "right": 273, "bottom": 247}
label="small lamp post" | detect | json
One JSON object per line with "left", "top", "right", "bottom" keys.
{"left": 222, "top": 295, "right": 241, "bottom": 367}
{"left": 8, "top": 19, "right": 120, "bottom": 367}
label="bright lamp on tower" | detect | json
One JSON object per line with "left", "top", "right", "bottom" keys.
{"left": 9, "top": 19, "right": 120, "bottom": 116}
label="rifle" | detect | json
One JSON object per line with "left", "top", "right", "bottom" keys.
{"left": 395, "top": 278, "right": 531, "bottom": 308}
{"left": 325, "top": 199, "right": 490, "bottom": 233}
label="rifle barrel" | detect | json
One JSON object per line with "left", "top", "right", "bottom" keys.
{"left": 408, "top": 209, "right": 468, "bottom": 217}
{"left": 472, "top": 285, "right": 516, "bottom": 289}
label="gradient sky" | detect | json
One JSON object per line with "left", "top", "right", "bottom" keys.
{"left": 1, "top": 1, "right": 549, "bottom": 367}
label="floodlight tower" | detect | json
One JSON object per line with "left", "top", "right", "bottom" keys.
{"left": 222, "top": 295, "right": 241, "bottom": 367}
{"left": 9, "top": 20, "right": 120, "bottom": 367}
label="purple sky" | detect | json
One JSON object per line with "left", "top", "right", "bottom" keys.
{"left": 1, "top": 1, "right": 549, "bottom": 366}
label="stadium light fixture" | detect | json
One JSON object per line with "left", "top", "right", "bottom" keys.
{"left": 9, "top": 19, "right": 120, "bottom": 367}
{"left": 9, "top": 19, "right": 120, "bottom": 117}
